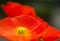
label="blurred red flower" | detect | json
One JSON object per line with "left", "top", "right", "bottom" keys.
{"left": 0, "top": 2, "right": 60, "bottom": 41}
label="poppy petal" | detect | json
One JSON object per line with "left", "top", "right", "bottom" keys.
{"left": 0, "top": 24, "right": 17, "bottom": 41}
{"left": 36, "top": 17, "right": 60, "bottom": 41}
{"left": 11, "top": 15, "right": 40, "bottom": 30}
{"left": 1, "top": 2, "right": 36, "bottom": 17}
{"left": 0, "top": 17, "right": 15, "bottom": 30}
{"left": 0, "top": 18, "right": 18, "bottom": 40}
{"left": 43, "top": 37, "right": 59, "bottom": 41}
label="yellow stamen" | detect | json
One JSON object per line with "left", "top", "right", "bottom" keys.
{"left": 13, "top": 27, "right": 32, "bottom": 37}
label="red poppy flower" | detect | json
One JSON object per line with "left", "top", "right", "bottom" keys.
{"left": 0, "top": 2, "right": 60, "bottom": 41}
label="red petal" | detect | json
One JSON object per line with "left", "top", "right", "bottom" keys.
{"left": 36, "top": 17, "right": 60, "bottom": 40}
{"left": 1, "top": 2, "right": 36, "bottom": 17}
{"left": 30, "top": 17, "right": 48, "bottom": 38}
{"left": 31, "top": 39, "right": 38, "bottom": 41}
{"left": 11, "top": 15, "right": 40, "bottom": 30}
{"left": 42, "top": 26, "right": 60, "bottom": 38}
{"left": 43, "top": 37, "right": 59, "bottom": 41}
{"left": 0, "top": 17, "right": 15, "bottom": 30}
{"left": 0, "top": 18, "right": 17, "bottom": 40}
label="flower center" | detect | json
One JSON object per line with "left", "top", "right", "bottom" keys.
{"left": 15, "top": 27, "right": 26, "bottom": 34}
{"left": 13, "top": 27, "right": 32, "bottom": 37}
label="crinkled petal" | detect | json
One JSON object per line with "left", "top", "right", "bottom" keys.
{"left": 1, "top": 2, "right": 36, "bottom": 17}
{"left": 11, "top": 15, "right": 41, "bottom": 30}
{"left": 37, "top": 17, "right": 60, "bottom": 41}
{"left": 0, "top": 18, "right": 17, "bottom": 40}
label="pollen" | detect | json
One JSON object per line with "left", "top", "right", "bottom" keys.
{"left": 13, "top": 27, "right": 32, "bottom": 37}
{"left": 15, "top": 27, "right": 26, "bottom": 34}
